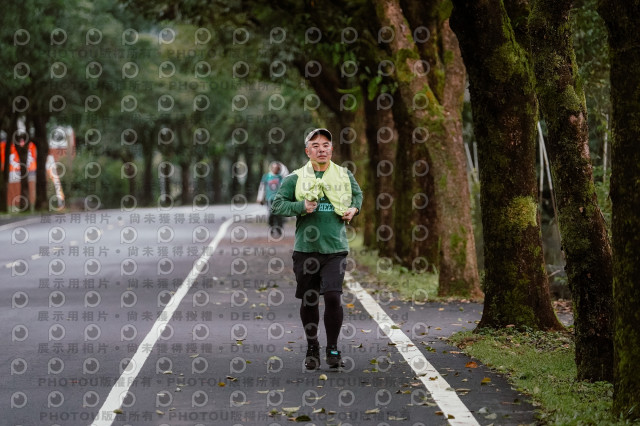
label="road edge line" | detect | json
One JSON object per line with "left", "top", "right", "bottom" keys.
{"left": 344, "top": 273, "right": 480, "bottom": 426}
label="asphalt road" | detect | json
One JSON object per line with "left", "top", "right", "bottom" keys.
{"left": 1, "top": 204, "right": 537, "bottom": 426}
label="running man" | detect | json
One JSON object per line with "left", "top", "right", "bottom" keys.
{"left": 271, "top": 128, "right": 363, "bottom": 369}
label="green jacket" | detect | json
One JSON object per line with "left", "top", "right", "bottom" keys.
{"left": 271, "top": 168, "right": 363, "bottom": 253}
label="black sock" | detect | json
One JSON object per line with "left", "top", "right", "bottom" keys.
{"left": 323, "top": 291, "right": 343, "bottom": 348}
{"left": 300, "top": 291, "right": 319, "bottom": 346}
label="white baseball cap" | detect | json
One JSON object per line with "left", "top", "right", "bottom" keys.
{"left": 304, "top": 128, "right": 332, "bottom": 146}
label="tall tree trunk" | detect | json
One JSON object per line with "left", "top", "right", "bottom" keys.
{"left": 363, "top": 95, "right": 397, "bottom": 257}
{"left": 450, "top": 0, "right": 563, "bottom": 329}
{"left": 141, "top": 140, "right": 153, "bottom": 207}
{"left": 597, "top": 0, "right": 640, "bottom": 418}
{"left": 529, "top": 0, "right": 613, "bottom": 382}
{"left": 373, "top": 0, "right": 481, "bottom": 297}
{"left": 180, "top": 160, "right": 191, "bottom": 205}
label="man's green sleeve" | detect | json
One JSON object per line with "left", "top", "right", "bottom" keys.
{"left": 348, "top": 170, "right": 363, "bottom": 214}
{"left": 271, "top": 174, "right": 305, "bottom": 217}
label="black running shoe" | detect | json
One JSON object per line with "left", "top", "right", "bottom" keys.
{"left": 304, "top": 344, "right": 320, "bottom": 370}
{"left": 326, "top": 346, "right": 343, "bottom": 368}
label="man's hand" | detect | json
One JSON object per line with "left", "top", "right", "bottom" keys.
{"left": 342, "top": 207, "right": 358, "bottom": 222}
{"left": 304, "top": 199, "right": 317, "bottom": 213}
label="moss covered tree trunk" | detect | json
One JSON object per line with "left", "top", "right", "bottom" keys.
{"left": 363, "top": 97, "right": 397, "bottom": 257}
{"left": 529, "top": 0, "right": 613, "bottom": 382}
{"left": 450, "top": 0, "right": 563, "bottom": 329}
{"left": 374, "top": 0, "right": 481, "bottom": 298}
{"left": 597, "top": 0, "right": 640, "bottom": 418}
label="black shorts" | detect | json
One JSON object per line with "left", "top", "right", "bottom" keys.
{"left": 292, "top": 251, "right": 348, "bottom": 299}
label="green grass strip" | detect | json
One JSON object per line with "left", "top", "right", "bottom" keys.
{"left": 448, "top": 329, "right": 635, "bottom": 425}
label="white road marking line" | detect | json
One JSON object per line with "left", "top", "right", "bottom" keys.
{"left": 0, "top": 217, "right": 40, "bottom": 232}
{"left": 345, "top": 273, "right": 480, "bottom": 426}
{"left": 91, "top": 215, "right": 236, "bottom": 426}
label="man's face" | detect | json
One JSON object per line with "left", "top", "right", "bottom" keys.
{"left": 305, "top": 134, "right": 332, "bottom": 165}
{"left": 271, "top": 163, "right": 280, "bottom": 174}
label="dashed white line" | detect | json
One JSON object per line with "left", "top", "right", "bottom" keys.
{"left": 91, "top": 215, "right": 236, "bottom": 426}
{"left": 345, "top": 273, "right": 480, "bottom": 426}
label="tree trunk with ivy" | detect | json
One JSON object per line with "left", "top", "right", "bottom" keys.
{"left": 373, "top": 0, "right": 481, "bottom": 298}
{"left": 529, "top": 0, "right": 613, "bottom": 382}
{"left": 597, "top": 0, "right": 640, "bottom": 418}
{"left": 450, "top": 0, "right": 563, "bottom": 329}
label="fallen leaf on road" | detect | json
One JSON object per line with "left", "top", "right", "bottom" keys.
{"left": 294, "top": 415, "right": 311, "bottom": 422}
{"left": 465, "top": 361, "right": 478, "bottom": 368}
{"left": 365, "top": 408, "right": 380, "bottom": 414}
{"left": 481, "top": 377, "right": 492, "bottom": 385}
